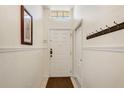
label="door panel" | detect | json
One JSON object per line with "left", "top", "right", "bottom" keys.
{"left": 49, "top": 29, "right": 72, "bottom": 77}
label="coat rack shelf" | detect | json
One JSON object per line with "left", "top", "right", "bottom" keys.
{"left": 86, "top": 21, "right": 124, "bottom": 40}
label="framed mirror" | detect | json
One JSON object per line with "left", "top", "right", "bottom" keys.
{"left": 21, "top": 5, "right": 33, "bottom": 45}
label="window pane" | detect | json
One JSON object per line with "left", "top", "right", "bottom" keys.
{"left": 63, "top": 11, "right": 70, "bottom": 17}
{"left": 50, "top": 10, "right": 71, "bottom": 20}
{"left": 57, "top": 11, "right": 63, "bottom": 17}
{"left": 51, "top": 11, "right": 57, "bottom": 17}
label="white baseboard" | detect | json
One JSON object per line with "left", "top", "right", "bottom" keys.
{"left": 71, "top": 77, "right": 81, "bottom": 88}
{"left": 40, "top": 77, "right": 49, "bottom": 88}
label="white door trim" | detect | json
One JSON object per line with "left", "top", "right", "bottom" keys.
{"left": 72, "top": 19, "right": 83, "bottom": 87}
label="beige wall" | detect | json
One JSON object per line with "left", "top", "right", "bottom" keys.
{"left": 0, "top": 5, "right": 49, "bottom": 87}
{"left": 74, "top": 5, "right": 124, "bottom": 87}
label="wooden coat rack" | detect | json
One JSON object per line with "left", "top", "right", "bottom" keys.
{"left": 87, "top": 21, "right": 124, "bottom": 40}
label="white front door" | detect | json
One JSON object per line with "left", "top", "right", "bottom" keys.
{"left": 49, "top": 29, "right": 72, "bottom": 77}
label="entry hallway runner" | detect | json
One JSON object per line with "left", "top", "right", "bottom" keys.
{"left": 46, "top": 77, "right": 74, "bottom": 88}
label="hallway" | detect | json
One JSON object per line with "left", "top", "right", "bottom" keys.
{"left": 1, "top": 5, "right": 124, "bottom": 88}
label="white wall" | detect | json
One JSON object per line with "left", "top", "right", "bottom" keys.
{"left": 0, "top": 5, "right": 49, "bottom": 88}
{"left": 73, "top": 5, "right": 124, "bottom": 87}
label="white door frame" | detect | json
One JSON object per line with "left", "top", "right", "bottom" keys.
{"left": 48, "top": 28, "right": 73, "bottom": 77}
{"left": 72, "top": 20, "right": 83, "bottom": 87}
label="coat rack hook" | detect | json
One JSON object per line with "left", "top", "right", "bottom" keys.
{"left": 100, "top": 28, "right": 103, "bottom": 31}
{"left": 106, "top": 25, "right": 110, "bottom": 28}
{"left": 106, "top": 25, "right": 110, "bottom": 31}
{"left": 114, "top": 21, "right": 120, "bottom": 28}
{"left": 114, "top": 21, "right": 118, "bottom": 25}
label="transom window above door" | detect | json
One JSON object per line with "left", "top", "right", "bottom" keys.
{"left": 50, "top": 10, "right": 71, "bottom": 20}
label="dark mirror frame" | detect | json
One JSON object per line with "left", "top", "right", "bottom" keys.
{"left": 21, "top": 5, "right": 33, "bottom": 45}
